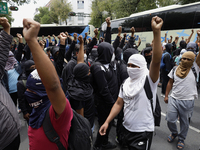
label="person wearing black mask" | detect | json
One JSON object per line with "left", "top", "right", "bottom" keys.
{"left": 67, "top": 36, "right": 95, "bottom": 127}
{"left": 143, "top": 47, "right": 153, "bottom": 69}
{"left": 91, "top": 42, "right": 118, "bottom": 150}
{"left": 17, "top": 60, "right": 35, "bottom": 124}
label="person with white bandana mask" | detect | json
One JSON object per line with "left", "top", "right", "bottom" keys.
{"left": 99, "top": 16, "right": 163, "bottom": 150}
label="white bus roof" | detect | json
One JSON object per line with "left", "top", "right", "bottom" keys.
{"left": 102, "top": 1, "right": 200, "bottom": 24}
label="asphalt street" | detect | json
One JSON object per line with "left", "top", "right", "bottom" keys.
{"left": 18, "top": 86, "right": 200, "bottom": 150}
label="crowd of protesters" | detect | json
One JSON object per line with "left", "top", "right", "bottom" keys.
{"left": 0, "top": 15, "right": 200, "bottom": 150}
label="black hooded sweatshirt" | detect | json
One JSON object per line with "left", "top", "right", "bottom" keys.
{"left": 90, "top": 42, "right": 118, "bottom": 105}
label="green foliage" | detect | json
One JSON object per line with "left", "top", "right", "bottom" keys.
{"left": 157, "top": 0, "right": 177, "bottom": 7}
{"left": 0, "top": 10, "right": 14, "bottom": 25}
{"left": 0, "top": 0, "right": 32, "bottom": 6}
{"left": 34, "top": 7, "right": 58, "bottom": 24}
{"left": 89, "top": 0, "right": 106, "bottom": 28}
{"left": 177, "top": 0, "right": 199, "bottom": 4}
{"left": 50, "top": 0, "right": 72, "bottom": 25}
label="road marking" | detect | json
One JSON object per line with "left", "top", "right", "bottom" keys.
{"left": 161, "top": 112, "right": 200, "bottom": 133}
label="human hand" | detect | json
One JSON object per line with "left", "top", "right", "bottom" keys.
{"left": 85, "top": 32, "right": 88, "bottom": 37}
{"left": 88, "top": 38, "right": 91, "bottom": 43}
{"left": 0, "top": 17, "right": 10, "bottom": 34}
{"left": 78, "top": 35, "right": 83, "bottom": 44}
{"left": 164, "top": 96, "right": 168, "bottom": 103}
{"left": 23, "top": 18, "right": 40, "bottom": 42}
{"left": 74, "top": 33, "right": 77, "bottom": 41}
{"left": 17, "top": 33, "right": 22, "bottom": 39}
{"left": 197, "top": 30, "right": 200, "bottom": 37}
{"left": 39, "top": 40, "right": 45, "bottom": 49}
{"left": 94, "top": 28, "right": 98, "bottom": 35}
{"left": 175, "top": 36, "right": 179, "bottom": 40}
{"left": 151, "top": 16, "right": 163, "bottom": 33}
{"left": 23, "top": 113, "right": 30, "bottom": 120}
{"left": 99, "top": 122, "right": 109, "bottom": 136}
{"left": 192, "top": 29, "right": 194, "bottom": 33}
{"left": 130, "top": 27, "right": 135, "bottom": 34}
{"left": 13, "top": 38, "right": 17, "bottom": 44}
{"left": 123, "top": 33, "right": 127, "bottom": 38}
{"left": 65, "top": 32, "right": 68, "bottom": 36}
{"left": 59, "top": 32, "right": 67, "bottom": 45}
{"left": 106, "top": 17, "right": 111, "bottom": 27}
{"left": 118, "top": 26, "right": 122, "bottom": 34}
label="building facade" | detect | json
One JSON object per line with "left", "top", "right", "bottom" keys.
{"left": 67, "top": 0, "right": 93, "bottom": 25}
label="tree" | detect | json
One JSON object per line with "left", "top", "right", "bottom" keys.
{"left": 178, "top": 0, "right": 199, "bottom": 4}
{"left": 0, "top": 10, "right": 14, "bottom": 25}
{"left": 2, "top": 0, "right": 33, "bottom": 5}
{"left": 157, "top": 0, "right": 177, "bottom": 7}
{"left": 50, "top": 0, "right": 72, "bottom": 25}
{"left": 34, "top": 7, "right": 58, "bottom": 24}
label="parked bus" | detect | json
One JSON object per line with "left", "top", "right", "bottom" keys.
{"left": 9, "top": 24, "right": 95, "bottom": 39}
{"left": 100, "top": 2, "right": 200, "bottom": 51}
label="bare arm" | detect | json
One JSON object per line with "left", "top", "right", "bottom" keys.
{"left": 23, "top": 18, "right": 66, "bottom": 117}
{"left": 196, "top": 30, "right": 200, "bottom": 67}
{"left": 77, "top": 35, "right": 84, "bottom": 64}
{"left": 149, "top": 16, "right": 163, "bottom": 83}
{"left": 164, "top": 78, "right": 174, "bottom": 103}
{"left": 164, "top": 32, "right": 167, "bottom": 43}
{"left": 99, "top": 97, "right": 124, "bottom": 136}
{"left": 186, "top": 29, "right": 194, "bottom": 44}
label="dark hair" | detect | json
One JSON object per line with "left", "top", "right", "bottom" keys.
{"left": 143, "top": 47, "right": 152, "bottom": 55}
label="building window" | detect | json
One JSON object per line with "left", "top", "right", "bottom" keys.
{"left": 78, "top": 13, "right": 84, "bottom": 21}
{"left": 77, "top": 1, "right": 84, "bottom": 9}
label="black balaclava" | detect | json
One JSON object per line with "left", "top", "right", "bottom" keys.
{"left": 180, "top": 40, "right": 187, "bottom": 49}
{"left": 73, "top": 63, "right": 90, "bottom": 83}
{"left": 165, "top": 43, "right": 173, "bottom": 54}
{"left": 115, "top": 47, "right": 122, "bottom": 61}
{"left": 51, "top": 46, "right": 59, "bottom": 61}
{"left": 96, "top": 42, "right": 113, "bottom": 64}
{"left": 143, "top": 47, "right": 152, "bottom": 64}
{"left": 123, "top": 48, "right": 138, "bottom": 63}
{"left": 24, "top": 60, "right": 35, "bottom": 77}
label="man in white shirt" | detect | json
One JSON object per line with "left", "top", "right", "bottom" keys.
{"left": 98, "top": 16, "right": 163, "bottom": 150}
{"left": 164, "top": 42, "right": 200, "bottom": 150}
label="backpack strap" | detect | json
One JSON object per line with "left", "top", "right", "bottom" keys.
{"left": 172, "top": 66, "right": 177, "bottom": 80}
{"left": 143, "top": 76, "right": 154, "bottom": 117}
{"left": 43, "top": 107, "right": 66, "bottom": 150}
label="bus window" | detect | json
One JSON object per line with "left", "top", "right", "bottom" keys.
{"left": 111, "top": 19, "right": 125, "bottom": 33}
{"left": 120, "top": 17, "right": 143, "bottom": 32}
{"left": 142, "top": 14, "right": 153, "bottom": 32}
{"left": 164, "top": 6, "right": 197, "bottom": 30}
{"left": 192, "top": 4, "right": 200, "bottom": 28}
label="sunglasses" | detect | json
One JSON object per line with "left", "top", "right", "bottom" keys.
{"left": 181, "top": 57, "right": 192, "bottom": 61}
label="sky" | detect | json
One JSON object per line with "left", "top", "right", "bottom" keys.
{"left": 9, "top": 0, "right": 50, "bottom": 27}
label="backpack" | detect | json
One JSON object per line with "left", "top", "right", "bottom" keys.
{"left": 160, "top": 52, "right": 175, "bottom": 71}
{"left": 120, "top": 76, "right": 161, "bottom": 126}
{"left": 144, "top": 76, "right": 161, "bottom": 126}
{"left": 43, "top": 108, "right": 93, "bottom": 150}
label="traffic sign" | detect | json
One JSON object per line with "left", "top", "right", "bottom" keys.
{"left": 0, "top": 2, "right": 8, "bottom": 14}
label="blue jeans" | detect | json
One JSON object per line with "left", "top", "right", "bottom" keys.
{"left": 166, "top": 96, "right": 194, "bottom": 140}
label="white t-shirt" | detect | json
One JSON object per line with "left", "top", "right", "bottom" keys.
{"left": 118, "top": 75, "right": 159, "bottom": 132}
{"left": 168, "top": 62, "right": 200, "bottom": 100}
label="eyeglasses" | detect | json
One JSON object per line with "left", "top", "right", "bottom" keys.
{"left": 181, "top": 57, "right": 192, "bottom": 61}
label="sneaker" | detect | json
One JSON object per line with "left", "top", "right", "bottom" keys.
{"left": 102, "top": 141, "right": 117, "bottom": 149}
{"left": 161, "top": 93, "right": 165, "bottom": 98}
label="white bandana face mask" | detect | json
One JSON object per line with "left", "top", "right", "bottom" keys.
{"left": 123, "top": 54, "right": 149, "bottom": 98}
{"left": 127, "top": 67, "right": 141, "bottom": 80}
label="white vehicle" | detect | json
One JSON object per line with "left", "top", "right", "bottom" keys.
{"left": 100, "top": 2, "right": 200, "bottom": 51}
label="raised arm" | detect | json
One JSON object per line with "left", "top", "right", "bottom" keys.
{"left": 149, "top": 16, "right": 163, "bottom": 83}
{"left": 113, "top": 26, "right": 122, "bottom": 51}
{"left": 195, "top": 30, "right": 200, "bottom": 67}
{"left": 77, "top": 35, "right": 84, "bottom": 64}
{"left": 164, "top": 32, "right": 167, "bottom": 43}
{"left": 186, "top": 29, "right": 194, "bottom": 44}
{"left": 105, "top": 17, "right": 111, "bottom": 44}
{"left": 23, "top": 18, "right": 66, "bottom": 117}
{"left": 0, "top": 17, "right": 12, "bottom": 77}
